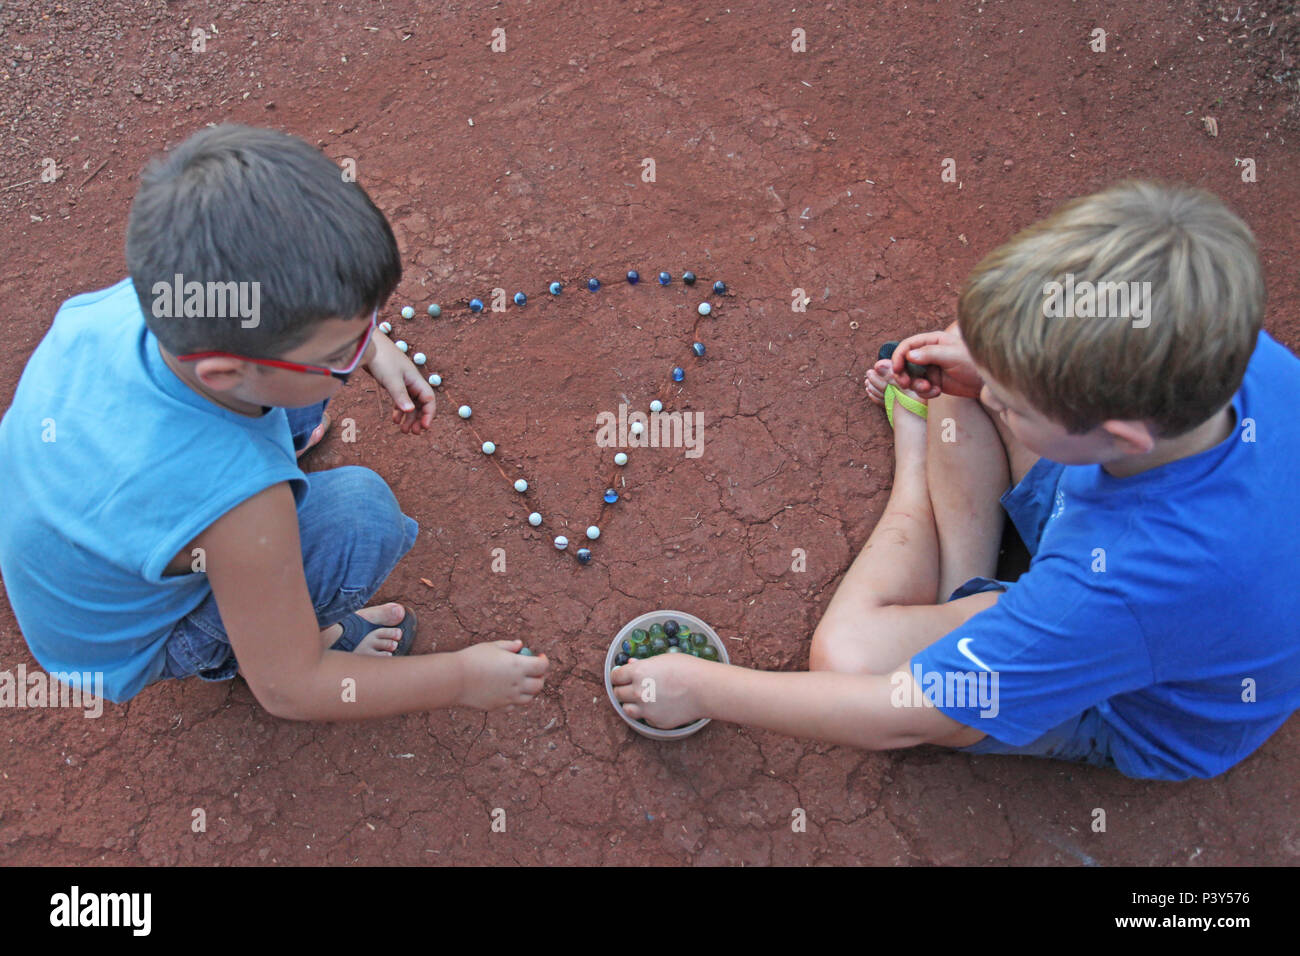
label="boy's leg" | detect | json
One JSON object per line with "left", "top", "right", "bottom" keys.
{"left": 926, "top": 391, "right": 1040, "bottom": 601}
{"left": 958, "top": 706, "right": 1122, "bottom": 773}
{"left": 293, "top": 466, "right": 419, "bottom": 629}
{"left": 287, "top": 399, "right": 329, "bottom": 455}
{"left": 158, "top": 465, "right": 419, "bottom": 682}
{"left": 810, "top": 360, "right": 1041, "bottom": 677}
{"left": 810, "top": 367, "right": 1000, "bottom": 675}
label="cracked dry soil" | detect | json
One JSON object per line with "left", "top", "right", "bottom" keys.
{"left": 1, "top": 0, "right": 1298, "bottom": 865}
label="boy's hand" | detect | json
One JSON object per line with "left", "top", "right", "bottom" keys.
{"left": 362, "top": 334, "right": 437, "bottom": 434}
{"left": 453, "top": 640, "right": 549, "bottom": 709}
{"left": 891, "top": 327, "right": 984, "bottom": 400}
{"left": 611, "top": 654, "right": 708, "bottom": 728}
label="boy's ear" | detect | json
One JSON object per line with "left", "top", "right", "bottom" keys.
{"left": 1100, "top": 419, "right": 1157, "bottom": 456}
{"left": 193, "top": 356, "right": 251, "bottom": 392}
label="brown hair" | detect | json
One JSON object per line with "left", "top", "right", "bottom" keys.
{"left": 958, "top": 180, "right": 1264, "bottom": 436}
{"left": 126, "top": 124, "right": 401, "bottom": 357}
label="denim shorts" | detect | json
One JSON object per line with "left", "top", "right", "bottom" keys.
{"left": 155, "top": 399, "right": 419, "bottom": 684}
{"left": 946, "top": 458, "right": 1119, "bottom": 771}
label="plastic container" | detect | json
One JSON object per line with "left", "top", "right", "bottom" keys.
{"left": 604, "top": 609, "right": 730, "bottom": 740}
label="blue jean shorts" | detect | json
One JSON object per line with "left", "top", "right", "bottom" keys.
{"left": 945, "top": 458, "right": 1119, "bottom": 771}
{"left": 155, "top": 399, "right": 419, "bottom": 684}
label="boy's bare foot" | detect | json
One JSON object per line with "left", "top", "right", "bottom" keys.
{"left": 865, "top": 359, "right": 928, "bottom": 465}
{"left": 320, "top": 602, "right": 407, "bottom": 655}
{"left": 296, "top": 412, "right": 331, "bottom": 459}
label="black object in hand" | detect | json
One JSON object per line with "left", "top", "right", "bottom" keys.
{"left": 878, "top": 341, "right": 935, "bottom": 383}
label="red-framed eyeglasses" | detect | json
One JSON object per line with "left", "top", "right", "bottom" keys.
{"left": 176, "top": 308, "right": 378, "bottom": 383}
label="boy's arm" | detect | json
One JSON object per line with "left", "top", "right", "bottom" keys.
{"left": 611, "top": 656, "right": 983, "bottom": 751}
{"left": 197, "top": 482, "right": 547, "bottom": 720}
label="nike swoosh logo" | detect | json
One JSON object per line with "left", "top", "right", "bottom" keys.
{"left": 957, "top": 637, "right": 993, "bottom": 673}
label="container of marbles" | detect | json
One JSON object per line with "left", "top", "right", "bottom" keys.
{"left": 604, "top": 609, "right": 729, "bottom": 740}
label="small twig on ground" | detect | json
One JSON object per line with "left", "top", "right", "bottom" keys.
{"left": 76, "top": 159, "right": 108, "bottom": 189}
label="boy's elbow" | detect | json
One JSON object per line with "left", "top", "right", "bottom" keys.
{"left": 246, "top": 676, "right": 315, "bottom": 721}
{"left": 256, "top": 690, "right": 308, "bottom": 721}
{"left": 262, "top": 695, "right": 311, "bottom": 721}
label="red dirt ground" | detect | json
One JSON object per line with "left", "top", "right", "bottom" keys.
{"left": 2, "top": 1, "right": 1298, "bottom": 866}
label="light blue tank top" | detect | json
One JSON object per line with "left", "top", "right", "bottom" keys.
{"left": 0, "top": 278, "right": 307, "bottom": 701}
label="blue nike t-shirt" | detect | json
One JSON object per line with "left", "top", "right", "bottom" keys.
{"left": 912, "top": 330, "right": 1300, "bottom": 780}
{"left": 0, "top": 278, "right": 308, "bottom": 702}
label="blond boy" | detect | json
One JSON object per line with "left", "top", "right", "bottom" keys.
{"left": 613, "top": 181, "right": 1300, "bottom": 780}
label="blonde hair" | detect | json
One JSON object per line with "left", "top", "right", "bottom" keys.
{"left": 959, "top": 181, "right": 1264, "bottom": 436}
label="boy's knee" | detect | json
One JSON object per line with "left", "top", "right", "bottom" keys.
{"left": 928, "top": 390, "right": 988, "bottom": 431}
{"left": 348, "top": 467, "right": 414, "bottom": 557}
{"left": 334, "top": 465, "right": 400, "bottom": 515}
{"left": 313, "top": 466, "right": 416, "bottom": 584}
{"left": 810, "top": 617, "right": 894, "bottom": 676}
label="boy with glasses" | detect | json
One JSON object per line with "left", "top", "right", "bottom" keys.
{"left": 0, "top": 124, "right": 549, "bottom": 717}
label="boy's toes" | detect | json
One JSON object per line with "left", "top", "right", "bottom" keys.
{"left": 356, "top": 627, "right": 403, "bottom": 655}
{"left": 864, "top": 361, "right": 892, "bottom": 405}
